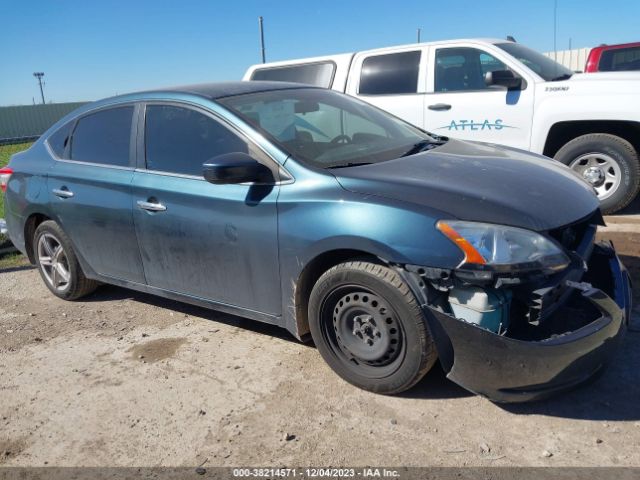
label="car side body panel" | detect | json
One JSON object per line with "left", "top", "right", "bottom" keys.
{"left": 276, "top": 160, "right": 464, "bottom": 338}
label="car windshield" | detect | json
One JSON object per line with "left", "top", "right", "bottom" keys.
{"left": 496, "top": 42, "right": 574, "bottom": 81}
{"left": 218, "top": 88, "right": 441, "bottom": 169}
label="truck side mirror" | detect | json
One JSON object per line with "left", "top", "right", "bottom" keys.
{"left": 484, "top": 70, "right": 523, "bottom": 90}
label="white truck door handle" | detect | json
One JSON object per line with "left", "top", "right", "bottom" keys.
{"left": 428, "top": 103, "right": 452, "bottom": 111}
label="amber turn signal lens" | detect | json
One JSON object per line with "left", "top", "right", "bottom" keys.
{"left": 436, "top": 221, "right": 487, "bottom": 265}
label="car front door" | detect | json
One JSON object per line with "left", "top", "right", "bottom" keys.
{"left": 131, "top": 103, "right": 282, "bottom": 316}
{"left": 424, "top": 45, "right": 534, "bottom": 149}
{"left": 47, "top": 104, "right": 146, "bottom": 283}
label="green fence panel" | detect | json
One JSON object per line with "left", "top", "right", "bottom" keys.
{"left": 0, "top": 102, "right": 87, "bottom": 144}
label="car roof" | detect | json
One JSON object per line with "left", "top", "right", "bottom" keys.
{"left": 137, "top": 81, "right": 319, "bottom": 100}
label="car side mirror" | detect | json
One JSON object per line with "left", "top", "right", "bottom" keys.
{"left": 484, "top": 70, "right": 522, "bottom": 89}
{"left": 203, "top": 152, "right": 275, "bottom": 185}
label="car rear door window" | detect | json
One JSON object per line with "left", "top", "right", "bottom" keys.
{"left": 70, "top": 106, "right": 133, "bottom": 166}
{"left": 435, "top": 48, "right": 508, "bottom": 92}
{"left": 48, "top": 121, "right": 74, "bottom": 158}
{"left": 359, "top": 51, "right": 421, "bottom": 95}
{"left": 251, "top": 62, "right": 335, "bottom": 88}
{"left": 144, "top": 105, "right": 249, "bottom": 177}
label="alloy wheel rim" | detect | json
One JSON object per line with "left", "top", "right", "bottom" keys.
{"left": 569, "top": 153, "right": 622, "bottom": 200}
{"left": 37, "top": 233, "right": 71, "bottom": 292}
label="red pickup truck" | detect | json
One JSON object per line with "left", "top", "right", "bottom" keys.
{"left": 585, "top": 41, "right": 640, "bottom": 72}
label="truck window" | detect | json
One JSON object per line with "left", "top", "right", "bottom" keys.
{"left": 435, "top": 48, "right": 508, "bottom": 92}
{"left": 359, "top": 51, "right": 421, "bottom": 95}
{"left": 599, "top": 46, "right": 640, "bottom": 72}
{"left": 250, "top": 62, "right": 335, "bottom": 88}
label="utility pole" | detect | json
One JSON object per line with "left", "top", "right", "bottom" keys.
{"left": 553, "top": 0, "right": 558, "bottom": 62}
{"left": 259, "top": 16, "right": 266, "bottom": 63}
{"left": 417, "top": 28, "right": 421, "bottom": 43}
{"left": 33, "top": 72, "right": 45, "bottom": 104}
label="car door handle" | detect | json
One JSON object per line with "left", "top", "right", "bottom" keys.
{"left": 52, "top": 188, "right": 74, "bottom": 199}
{"left": 137, "top": 200, "right": 167, "bottom": 212}
{"left": 428, "top": 103, "right": 452, "bottom": 111}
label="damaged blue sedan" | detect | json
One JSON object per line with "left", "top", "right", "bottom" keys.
{"left": 2, "top": 82, "right": 632, "bottom": 402}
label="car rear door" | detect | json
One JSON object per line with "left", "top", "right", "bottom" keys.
{"left": 131, "top": 102, "right": 282, "bottom": 316}
{"left": 47, "top": 104, "right": 146, "bottom": 283}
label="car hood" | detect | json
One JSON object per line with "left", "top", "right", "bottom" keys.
{"left": 332, "top": 140, "right": 599, "bottom": 231}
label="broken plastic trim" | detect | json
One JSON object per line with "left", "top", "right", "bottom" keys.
{"left": 398, "top": 243, "right": 630, "bottom": 402}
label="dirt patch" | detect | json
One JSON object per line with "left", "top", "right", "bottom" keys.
{"left": 0, "top": 438, "right": 27, "bottom": 464}
{"left": 128, "top": 338, "right": 187, "bottom": 363}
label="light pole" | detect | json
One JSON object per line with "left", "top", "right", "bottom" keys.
{"left": 33, "top": 72, "right": 45, "bottom": 104}
{"left": 258, "top": 16, "right": 266, "bottom": 63}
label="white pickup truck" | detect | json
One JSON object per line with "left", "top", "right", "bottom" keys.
{"left": 244, "top": 38, "right": 640, "bottom": 213}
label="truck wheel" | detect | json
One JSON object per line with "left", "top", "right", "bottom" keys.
{"left": 308, "top": 261, "right": 437, "bottom": 394}
{"left": 554, "top": 134, "right": 640, "bottom": 214}
{"left": 33, "top": 220, "right": 99, "bottom": 300}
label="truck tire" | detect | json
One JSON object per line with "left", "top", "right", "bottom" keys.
{"left": 308, "top": 261, "right": 437, "bottom": 394}
{"left": 554, "top": 134, "right": 640, "bottom": 214}
{"left": 33, "top": 220, "right": 99, "bottom": 300}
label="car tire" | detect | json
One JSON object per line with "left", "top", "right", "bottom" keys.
{"left": 554, "top": 133, "right": 640, "bottom": 214}
{"left": 33, "top": 220, "right": 99, "bottom": 300}
{"left": 308, "top": 261, "right": 438, "bottom": 394}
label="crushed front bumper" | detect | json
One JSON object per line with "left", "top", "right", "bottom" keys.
{"left": 405, "top": 243, "right": 632, "bottom": 403}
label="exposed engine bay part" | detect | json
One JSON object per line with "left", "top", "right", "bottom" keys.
{"left": 448, "top": 286, "right": 511, "bottom": 334}
{"left": 399, "top": 242, "right": 631, "bottom": 402}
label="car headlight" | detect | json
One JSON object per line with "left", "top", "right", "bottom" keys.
{"left": 436, "top": 220, "right": 570, "bottom": 274}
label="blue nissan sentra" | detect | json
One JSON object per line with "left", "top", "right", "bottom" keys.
{"left": 1, "top": 82, "right": 632, "bottom": 402}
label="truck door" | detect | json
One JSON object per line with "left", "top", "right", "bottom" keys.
{"left": 347, "top": 47, "right": 427, "bottom": 128}
{"left": 424, "top": 45, "right": 534, "bottom": 149}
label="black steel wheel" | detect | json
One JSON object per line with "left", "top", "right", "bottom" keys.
{"left": 309, "top": 261, "right": 437, "bottom": 394}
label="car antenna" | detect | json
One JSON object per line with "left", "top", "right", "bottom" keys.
{"left": 506, "top": 35, "right": 517, "bottom": 42}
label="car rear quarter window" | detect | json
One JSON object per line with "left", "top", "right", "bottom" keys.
{"left": 47, "top": 121, "right": 74, "bottom": 158}
{"left": 251, "top": 62, "right": 335, "bottom": 88}
{"left": 599, "top": 46, "right": 640, "bottom": 72}
{"left": 359, "top": 51, "right": 421, "bottom": 95}
{"left": 144, "top": 105, "right": 249, "bottom": 177}
{"left": 70, "top": 106, "right": 133, "bottom": 167}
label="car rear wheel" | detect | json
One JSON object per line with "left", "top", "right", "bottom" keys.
{"left": 33, "top": 220, "right": 99, "bottom": 300}
{"left": 554, "top": 133, "right": 640, "bottom": 214}
{"left": 308, "top": 261, "right": 437, "bottom": 394}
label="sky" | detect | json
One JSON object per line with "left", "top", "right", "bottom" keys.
{"left": 1, "top": 0, "right": 639, "bottom": 106}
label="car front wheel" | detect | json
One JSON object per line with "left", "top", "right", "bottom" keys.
{"left": 308, "top": 261, "right": 437, "bottom": 394}
{"left": 554, "top": 133, "right": 640, "bottom": 214}
{"left": 33, "top": 220, "right": 99, "bottom": 300}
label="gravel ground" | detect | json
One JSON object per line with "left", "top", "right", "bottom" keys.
{"left": 0, "top": 219, "right": 638, "bottom": 468}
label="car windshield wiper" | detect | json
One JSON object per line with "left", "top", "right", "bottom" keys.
{"left": 550, "top": 73, "right": 572, "bottom": 81}
{"left": 401, "top": 139, "right": 447, "bottom": 157}
{"left": 326, "top": 162, "right": 373, "bottom": 169}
